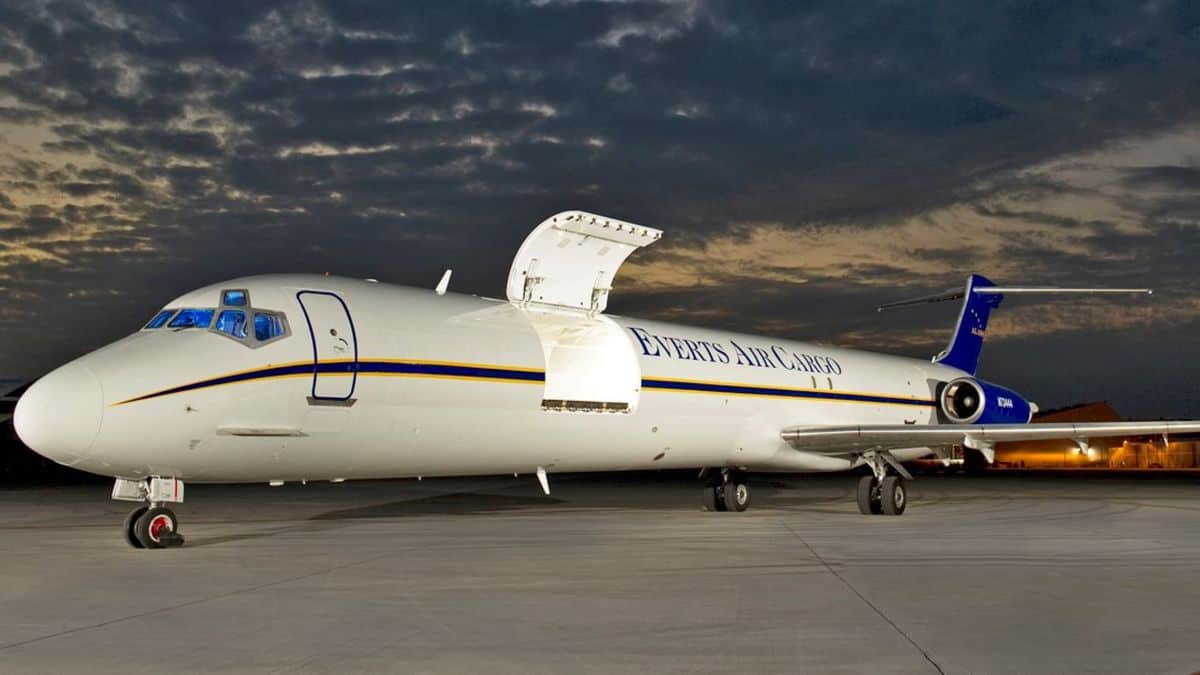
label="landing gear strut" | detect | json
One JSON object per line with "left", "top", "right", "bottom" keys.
{"left": 856, "top": 451, "right": 909, "bottom": 516}
{"left": 701, "top": 469, "right": 750, "bottom": 512}
{"left": 113, "top": 477, "right": 185, "bottom": 549}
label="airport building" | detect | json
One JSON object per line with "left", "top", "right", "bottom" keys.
{"left": 993, "top": 402, "right": 1200, "bottom": 470}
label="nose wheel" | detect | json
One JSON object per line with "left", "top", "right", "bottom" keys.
{"left": 122, "top": 506, "right": 148, "bottom": 548}
{"left": 123, "top": 505, "right": 184, "bottom": 549}
{"left": 113, "top": 477, "right": 186, "bottom": 549}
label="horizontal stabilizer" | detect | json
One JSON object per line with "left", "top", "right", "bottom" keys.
{"left": 878, "top": 274, "right": 1153, "bottom": 375}
{"left": 876, "top": 288, "right": 965, "bottom": 312}
{"left": 975, "top": 286, "right": 1152, "bottom": 296}
{"left": 877, "top": 284, "right": 1151, "bottom": 312}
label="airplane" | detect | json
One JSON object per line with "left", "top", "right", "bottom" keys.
{"left": 14, "top": 210, "right": 1200, "bottom": 549}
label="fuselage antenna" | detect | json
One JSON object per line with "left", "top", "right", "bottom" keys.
{"left": 435, "top": 269, "right": 453, "bottom": 296}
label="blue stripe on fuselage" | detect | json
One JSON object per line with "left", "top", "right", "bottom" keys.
{"left": 356, "top": 361, "right": 545, "bottom": 382}
{"left": 114, "top": 359, "right": 934, "bottom": 408}
{"left": 641, "top": 378, "right": 933, "bottom": 407}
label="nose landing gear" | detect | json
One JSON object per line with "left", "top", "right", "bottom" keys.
{"left": 123, "top": 505, "right": 183, "bottom": 549}
{"left": 113, "top": 477, "right": 186, "bottom": 549}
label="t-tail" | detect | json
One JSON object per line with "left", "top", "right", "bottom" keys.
{"left": 877, "top": 274, "right": 1153, "bottom": 375}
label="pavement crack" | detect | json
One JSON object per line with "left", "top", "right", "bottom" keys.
{"left": 0, "top": 553, "right": 393, "bottom": 653}
{"left": 782, "top": 522, "right": 946, "bottom": 675}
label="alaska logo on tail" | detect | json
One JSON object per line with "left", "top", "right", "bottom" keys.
{"left": 878, "top": 274, "right": 1151, "bottom": 376}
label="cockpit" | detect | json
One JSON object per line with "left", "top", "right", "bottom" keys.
{"left": 142, "top": 289, "right": 289, "bottom": 347}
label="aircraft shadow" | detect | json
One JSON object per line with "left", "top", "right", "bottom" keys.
{"left": 183, "top": 493, "right": 568, "bottom": 547}
{"left": 182, "top": 483, "right": 863, "bottom": 548}
{"left": 309, "top": 491, "right": 567, "bottom": 520}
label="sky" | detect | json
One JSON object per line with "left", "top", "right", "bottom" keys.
{"left": 1, "top": 1, "right": 1199, "bottom": 417}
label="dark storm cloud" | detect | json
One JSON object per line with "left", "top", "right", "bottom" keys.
{"left": 18, "top": 216, "right": 64, "bottom": 237}
{"left": 0, "top": 106, "right": 46, "bottom": 124}
{"left": 1121, "top": 165, "right": 1200, "bottom": 191}
{"left": 8, "top": 0, "right": 1195, "bottom": 230}
{"left": 2, "top": 0, "right": 1200, "bottom": 415}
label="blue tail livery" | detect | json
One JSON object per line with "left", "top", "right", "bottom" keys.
{"left": 877, "top": 275, "right": 1153, "bottom": 376}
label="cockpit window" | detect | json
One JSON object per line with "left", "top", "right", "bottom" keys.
{"left": 149, "top": 290, "right": 288, "bottom": 346}
{"left": 144, "top": 310, "right": 176, "bottom": 329}
{"left": 215, "top": 310, "right": 248, "bottom": 339}
{"left": 168, "top": 309, "right": 215, "bottom": 329}
{"left": 201, "top": 289, "right": 291, "bottom": 346}
{"left": 254, "top": 313, "right": 286, "bottom": 341}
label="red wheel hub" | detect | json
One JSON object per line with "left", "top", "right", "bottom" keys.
{"left": 148, "top": 515, "right": 172, "bottom": 541}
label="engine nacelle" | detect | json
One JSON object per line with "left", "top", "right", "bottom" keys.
{"left": 939, "top": 377, "right": 1033, "bottom": 425}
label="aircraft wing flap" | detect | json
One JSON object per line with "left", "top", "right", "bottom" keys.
{"left": 780, "top": 421, "right": 1200, "bottom": 454}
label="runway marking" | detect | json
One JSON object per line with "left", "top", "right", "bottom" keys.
{"left": 781, "top": 521, "right": 946, "bottom": 675}
{"left": 0, "top": 550, "right": 396, "bottom": 653}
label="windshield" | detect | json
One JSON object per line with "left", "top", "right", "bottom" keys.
{"left": 141, "top": 289, "right": 289, "bottom": 345}
{"left": 254, "top": 313, "right": 285, "bottom": 341}
{"left": 144, "top": 310, "right": 176, "bottom": 329}
{"left": 167, "top": 309, "right": 215, "bottom": 329}
{"left": 215, "top": 309, "right": 248, "bottom": 339}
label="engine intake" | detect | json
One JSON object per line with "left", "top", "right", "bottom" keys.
{"left": 939, "top": 377, "right": 1033, "bottom": 425}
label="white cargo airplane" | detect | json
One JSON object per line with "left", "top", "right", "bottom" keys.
{"left": 14, "top": 211, "right": 1200, "bottom": 548}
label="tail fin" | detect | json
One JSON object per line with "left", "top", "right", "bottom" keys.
{"left": 933, "top": 274, "right": 1000, "bottom": 374}
{"left": 877, "top": 275, "right": 1152, "bottom": 376}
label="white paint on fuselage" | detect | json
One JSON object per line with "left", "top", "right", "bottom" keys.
{"left": 22, "top": 274, "right": 968, "bottom": 482}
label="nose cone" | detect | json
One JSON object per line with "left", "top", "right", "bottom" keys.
{"left": 14, "top": 361, "right": 104, "bottom": 466}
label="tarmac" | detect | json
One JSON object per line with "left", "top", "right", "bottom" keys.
{"left": 2, "top": 472, "right": 1200, "bottom": 674}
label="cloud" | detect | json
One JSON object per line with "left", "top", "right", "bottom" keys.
{"left": 1121, "top": 165, "right": 1200, "bottom": 192}
{"left": 0, "top": 1, "right": 1199, "bottom": 416}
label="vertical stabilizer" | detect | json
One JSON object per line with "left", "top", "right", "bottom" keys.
{"left": 877, "top": 275, "right": 1151, "bottom": 377}
{"left": 933, "top": 274, "right": 1002, "bottom": 375}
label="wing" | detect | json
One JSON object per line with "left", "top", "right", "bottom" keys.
{"left": 781, "top": 421, "right": 1200, "bottom": 456}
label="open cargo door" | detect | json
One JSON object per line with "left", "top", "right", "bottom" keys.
{"left": 507, "top": 210, "right": 661, "bottom": 314}
{"left": 506, "top": 211, "right": 662, "bottom": 413}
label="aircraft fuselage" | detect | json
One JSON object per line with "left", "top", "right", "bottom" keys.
{"left": 16, "top": 274, "right": 963, "bottom": 483}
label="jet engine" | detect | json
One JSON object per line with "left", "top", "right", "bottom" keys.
{"left": 939, "top": 377, "right": 1033, "bottom": 425}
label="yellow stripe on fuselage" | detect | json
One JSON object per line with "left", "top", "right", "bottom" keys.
{"left": 110, "top": 357, "right": 933, "bottom": 408}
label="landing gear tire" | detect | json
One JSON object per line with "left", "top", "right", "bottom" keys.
{"left": 133, "top": 506, "right": 184, "bottom": 549}
{"left": 702, "top": 485, "right": 724, "bottom": 512}
{"left": 880, "top": 476, "right": 906, "bottom": 516}
{"left": 123, "top": 506, "right": 148, "bottom": 549}
{"left": 723, "top": 480, "right": 750, "bottom": 512}
{"left": 856, "top": 476, "right": 882, "bottom": 515}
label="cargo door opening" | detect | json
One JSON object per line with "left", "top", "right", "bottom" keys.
{"left": 528, "top": 311, "right": 640, "bottom": 413}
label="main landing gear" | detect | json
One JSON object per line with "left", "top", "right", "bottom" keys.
{"left": 701, "top": 469, "right": 750, "bottom": 512}
{"left": 856, "top": 450, "right": 910, "bottom": 516}
{"left": 113, "top": 477, "right": 185, "bottom": 549}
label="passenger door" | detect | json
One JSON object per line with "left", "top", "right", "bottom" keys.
{"left": 296, "top": 291, "right": 358, "bottom": 402}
